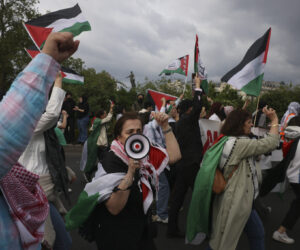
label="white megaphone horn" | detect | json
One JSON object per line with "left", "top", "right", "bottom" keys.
{"left": 124, "top": 134, "right": 150, "bottom": 160}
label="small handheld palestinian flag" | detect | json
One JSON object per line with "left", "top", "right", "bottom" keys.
{"left": 25, "top": 45, "right": 84, "bottom": 85}
{"left": 147, "top": 89, "right": 177, "bottom": 111}
{"left": 24, "top": 4, "right": 91, "bottom": 49}
{"left": 194, "top": 34, "right": 208, "bottom": 94}
{"left": 221, "top": 28, "right": 271, "bottom": 96}
{"left": 159, "top": 55, "right": 189, "bottom": 77}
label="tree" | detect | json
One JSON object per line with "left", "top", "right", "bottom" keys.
{"left": 0, "top": 0, "right": 40, "bottom": 98}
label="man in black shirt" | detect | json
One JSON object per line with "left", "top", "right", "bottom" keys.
{"left": 167, "top": 74, "right": 203, "bottom": 237}
{"left": 62, "top": 92, "right": 76, "bottom": 144}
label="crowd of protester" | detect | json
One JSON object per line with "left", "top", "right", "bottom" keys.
{"left": 0, "top": 32, "right": 300, "bottom": 250}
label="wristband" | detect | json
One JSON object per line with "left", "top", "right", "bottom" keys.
{"left": 162, "top": 127, "right": 172, "bottom": 134}
{"left": 269, "top": 124, "right": 279, "bottom": 127}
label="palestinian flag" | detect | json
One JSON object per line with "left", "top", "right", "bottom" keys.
{"left": 25, "top": 45, "right": 84, "bottom": 85}
{"left": 23, "top": 4, "right": 91, "bottom": 49}
{"left": 159, "top": 55, "right": 189, "bottom": 76}
{"left": 186, "top": 135, "right": 228, "bottom": 244}
{"left": 194, "top": 34, "right": 208, "bottom": 94}
{"left": 147, "top": 89, "right": 177, "bottom": 111}
{"left": 60, "top": 66, "right": 84, "bottom": 85}
{"left": 221, "top": 28, "right": 271, "bottom": 96}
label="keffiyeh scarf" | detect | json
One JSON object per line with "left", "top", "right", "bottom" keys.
{"left": 0, "top": 163, "right": 49, "bottom": 250}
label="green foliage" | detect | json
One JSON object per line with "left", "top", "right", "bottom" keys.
{"left": 261, "top": 85, "right": 300, "bottom": 119}
{"left": 62, "top": 57, "right": 117, "bottom": 115}
{"left": 0, "top": 0, "right": 40, "bottom": 98}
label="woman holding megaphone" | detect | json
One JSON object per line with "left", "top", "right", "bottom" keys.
{"left": 66, "top": 112, "right": 181, "bottom": 250}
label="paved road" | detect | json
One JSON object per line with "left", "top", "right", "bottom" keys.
{"left": 63, "top": 145, "right": 299, "bottom": 250}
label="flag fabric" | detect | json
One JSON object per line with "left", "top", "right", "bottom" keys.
{"left": 24, "top": 4, "right": 91, "bottom": 49}
{"left": 194, "top": 34, "right": 208, "bottom": 94}
{"left": 80, "top": 118, "right": 102, "bottom": 174}
{"left": 147, "top": 89, "right": 177, "bottom": 111}
{"left": 221, "top": 28, "right": 271, "bottom": 96}
{"left": 159, "top": 55, "right": 189, "bottom": 77}
{"left": 25, "top": 45, "right": 84, "bottom": 85}
{"left": 186, "top": 135, "right": 228, "bottom": 244}
{"left": 60, "top": 66, "right": 84, "bottom": 85}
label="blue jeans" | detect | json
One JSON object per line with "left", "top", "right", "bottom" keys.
{"left": 49, "top": 203, "right": 72, "bottom": 250}
{"left": 206, "top": 209, "right": 265, "bottom": 250}
{"left": 156, "top": 171, "right": 170, "bottom": 220}
{"left": 77, "top": 115, "right": 89, "bottom": 143}
{"left": 244, "top": 209, "right": 265, "bottom": 250}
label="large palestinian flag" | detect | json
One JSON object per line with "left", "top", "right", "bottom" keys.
{"left": 159, "top": 55, "right": 189, "bottom": 76}
{"left": 147, "top": 89, "right": 177, "bottom": 111}
{"left": 221, "top": 28, "right": 271, "bottom": 96}
{"left": 25, "top": 45, "right": 84, "bottom": 85}
{"left": 194, "top": 34, "right": 208, "bottom": 94}
{"left": 24, "top": 4, "right": 91, "bottom": 49}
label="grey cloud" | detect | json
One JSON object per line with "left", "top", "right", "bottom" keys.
{"left": 38, "top": 0, "right": 300, "bottom": 85}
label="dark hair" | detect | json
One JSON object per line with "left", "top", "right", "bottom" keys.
{"left": 80, "top": 95, "right": 88, "bottom": 103}
{"left": 220, "top": 109, "right": 252, "bottom": 136}
{"left": 207, "top": 102, "right": 225, "bottom": 120}
{"left": 288, "top": 116, "right": 300, "bottom": 126}
{"left": 96, "top": 109, "right": 105, "bottom": 118}
{"left": 139, "top": 111, "right": 151, "bottom": 126}
{"left": 258, "top": 99, "right": 267, "bottom": 109}
{"left": 114, "top": 104, "right": 125, "bottom": 114}
{"left": 144, "top": 101, "right": 153, "bottom": 109}
{"left": 114, "top": 112, "right": 143, "bottom": 139}
{"left": 177, "top": 99, "right": 193, "bottom": 116}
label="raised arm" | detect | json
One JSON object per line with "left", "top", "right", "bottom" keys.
{"left": 0, "top": 32, "right": 79, "bottom": 179}
{"left": 34, "top": 73, "right": 66, "bottom": 134}
{"left": 190, "top": 74, "right": 203, "bottom": 121}
{"left": 101, "top": 103, "right": 114, "bottom": 124}
{"left": 152, "top": 112, "right": 182, "bottom": 164}
{"left": 230, "top": 107, "right": 279, "bottom": 164}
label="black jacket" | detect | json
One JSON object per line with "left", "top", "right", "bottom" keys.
{"left": 175, "top": 90, "right": 203, "bottom": 167}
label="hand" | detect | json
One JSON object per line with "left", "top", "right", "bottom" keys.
{"left": 263, "top": 106, "right": 278, "bottom": 123}
{"left": 128, "top": 158, "right": 141, "bottom": 175}
{"left": 110, "top": 102, "right": 114, "bottom": 109}
{"left": 62, "top": 110, "right": 69, "bottom": 117}
{"left": 42, "top": 32, "right": 80, "bottom": 63}
{"left": 194, "top": 73, "right": 201, "bottom": 89}
{"left": 161, "top": 97, "right": 166, "bottom": 105}
{"left": 73, "top": 106, "right": 79, "bottom": 111}
{"left": 179, "top": 93, "right": 184, "bottom": 100}
{"left": 152, "top": 112, "right": 169, "bottom": 130}
{"left": 207, "top": 97, "right": 213, "bottom": 104}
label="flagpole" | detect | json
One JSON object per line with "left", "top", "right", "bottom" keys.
{"left": 253, "top": 95, "right": 260, "bottom": 127}
{"left": 183, "top": 76, "right": 187, "bottom": 93}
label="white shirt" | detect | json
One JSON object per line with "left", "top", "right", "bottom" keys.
{"left": 18, "top": 87, "right": 66, "bottom": 175}
{"left": 209, "top": 113, "right": 221, "bottom": 122}
{"left": 286, "top": 141, "right": 300, "bottom": 184}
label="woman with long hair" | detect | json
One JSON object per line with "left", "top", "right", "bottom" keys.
{"left": 187, "top": 108, "right": 279, "bottom": 250}
{"left": 66, "top": 112, "right": 181, "bottom": 250}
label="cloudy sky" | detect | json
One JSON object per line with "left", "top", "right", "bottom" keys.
{"left": 37, "top": 0, "right": 300, "bottom": 86}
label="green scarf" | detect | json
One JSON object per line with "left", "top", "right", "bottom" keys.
{"left": 186, "top": 135, "right": 228, "bottom": 243}
{"left": 84, "top": 118, "right": 102, "bottom": 173}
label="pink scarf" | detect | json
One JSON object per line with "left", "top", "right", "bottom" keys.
{"left": 110, "top": 140, "right": 168, "bottom": 213}
{"left": 0, "top": 163, "right": 49, "bottom": 250}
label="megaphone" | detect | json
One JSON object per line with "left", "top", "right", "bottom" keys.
{"left": 124, "top": 134, "right": 150, "bottom": 160}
